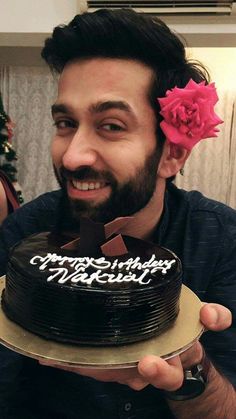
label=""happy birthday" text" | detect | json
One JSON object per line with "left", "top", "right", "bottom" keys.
{"left": 30, "top": 253, "right": 176, "bottom": 286}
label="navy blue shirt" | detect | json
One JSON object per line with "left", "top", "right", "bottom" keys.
{"left": 0, "top": 183, "right": 235, "bottom": 419}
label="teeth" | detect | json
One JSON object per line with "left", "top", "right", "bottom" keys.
{"left": 82, "top": 183, "right": 88, "bottom": 190}
{"left": 71, "top": 180, "right": 104, "bottom": 191}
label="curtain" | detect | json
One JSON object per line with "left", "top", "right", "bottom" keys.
{"left": 227, "top": 100, "right": 236, "bottom": 208}
{"left": 0, "top": 65, "right": 236, "bottom": 207}
{"left": 175, "top": 89, "right": 236, "bottom": 207}
{"left": 0, "top": 65, "right": 58, "bottom": 203}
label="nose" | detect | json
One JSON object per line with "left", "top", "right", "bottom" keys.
{"left": 62, "top": 128, "right": 98, "bottom": 171}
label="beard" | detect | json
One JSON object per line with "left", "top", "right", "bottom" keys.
{"left": 55, "top": 145, "right": 161, "bottom": 225}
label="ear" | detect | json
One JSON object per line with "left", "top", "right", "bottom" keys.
{"left": 157, "top": 143, "right": 190, "bottom": 179}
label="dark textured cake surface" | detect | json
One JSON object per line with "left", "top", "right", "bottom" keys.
{"left": 2, "top": 230, "right": 182, "bottom": 345}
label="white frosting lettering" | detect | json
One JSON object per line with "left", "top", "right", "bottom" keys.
{"left": 29, "top": 253, "right": 176, "bottom": 286}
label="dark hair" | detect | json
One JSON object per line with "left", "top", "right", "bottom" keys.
{"left": 41, "top": 8, "right": 210, "bottom": 151}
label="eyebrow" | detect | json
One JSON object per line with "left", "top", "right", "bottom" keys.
{"left": 51, "top": 103, "right": 69, "bottom": 116}
{"left": 51, "top": 100, "right": 135, "bottom": 118}
{"left": 89, "top": 100, "right": 133, "bottom": 114}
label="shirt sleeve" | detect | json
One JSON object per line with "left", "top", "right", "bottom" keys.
{"left": 0, "top": 214, "right": 23, "bottom": 276}
{"left": 200, "top": 214, "right": 236, "bottom": 388}
{"left": 0, "top": 190, "right": 62, "bottom": 276}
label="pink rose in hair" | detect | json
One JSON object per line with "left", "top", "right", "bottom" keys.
{"left": 158, "top": 79, "right": 223, "bottom": 151}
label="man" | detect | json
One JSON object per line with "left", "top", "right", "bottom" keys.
{"left": 0, "top": 8, "right": 235, "bottom": 419}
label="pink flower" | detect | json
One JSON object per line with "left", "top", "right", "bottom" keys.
{"left": 157, "top": 79, "right": 223, "bottom": 151}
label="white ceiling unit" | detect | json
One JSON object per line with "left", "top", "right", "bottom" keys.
{"left": 87, "top": 1, "right": 235, "bottom": 15}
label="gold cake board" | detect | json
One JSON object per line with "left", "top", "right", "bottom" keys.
{"left": 0, "top": 276, "right": 204, "bottom": 369}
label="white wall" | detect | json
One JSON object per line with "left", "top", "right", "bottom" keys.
{"left": 188, "top": 48, "right": 236, "bottom": 92}
{"left": 0, "top": 1, "right": 235, "bottom": 47}
{"left": 0, "top": 0, "right": 87, "bottom": 32}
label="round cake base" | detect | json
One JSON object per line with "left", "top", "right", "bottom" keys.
{"left": 0, "top": 277, "right": 204, "bottom": 368}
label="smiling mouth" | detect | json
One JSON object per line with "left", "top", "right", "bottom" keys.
{"left": 71, "top": 179, "right": 108, "bottom": 191}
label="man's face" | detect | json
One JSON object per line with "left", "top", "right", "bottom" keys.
{"left": 52, "top": 58, "right": 161, "bottom": 223}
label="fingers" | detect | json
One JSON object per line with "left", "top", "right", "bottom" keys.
{"left": 124, "top": 378, "right": 149, "bottom": 391}
{"left": 200, "top": 303, "right": 232, "bottom": 331}
{"left": 179, "top": 341, "right": 203, "bottom": 370}
{"left": 39, "top": 359, "right": 80, "bottom": 374}
{"left": 39, "top": 359, "right": 148, "bottom": 388}
{"left": 39, "top": 359, "right": 60, "bottom": 367}
{"left": 138, "top": 355, "right": 184, "bottom": 391}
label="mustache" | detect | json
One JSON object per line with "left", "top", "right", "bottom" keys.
{"left": 59, "top": 166, "right": 116, "bottom": 184}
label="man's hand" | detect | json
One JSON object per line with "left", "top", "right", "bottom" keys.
{"left": 39, "top": 303, "right": 232, "bottom": 392}
{"left": 137, "top": 303, "right": 232, "bottom": 391}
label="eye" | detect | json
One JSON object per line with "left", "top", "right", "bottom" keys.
{"left": 53, "top": 118, "right": 77, "bottom": 136}
{"left": 53, "top": 119, "right": 76, "bottom": 129}
{"left": 101, "top": 123, "right": 124, "bottom": 132}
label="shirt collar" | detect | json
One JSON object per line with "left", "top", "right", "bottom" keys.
{"left": 152, "top": 187, "right": 170, "bottom": 245}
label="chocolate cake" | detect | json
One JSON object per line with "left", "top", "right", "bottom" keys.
{"left": 2, "top": 218, "right": 182, "bottom": 346}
